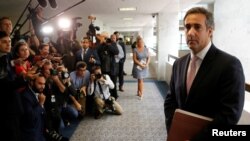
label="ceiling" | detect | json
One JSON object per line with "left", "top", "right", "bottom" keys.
{"left": 0, "top": 0, "right": 214, "bottom": 34}
{"left": 0, "top": 0, "right": 171, "bottom": 32}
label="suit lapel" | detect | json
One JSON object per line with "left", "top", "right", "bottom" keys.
{"left": 180, "top": 54, "right": 191, "bottom": 103}
{"left": 84, "top": 49, "right": 91, "bottom": 61}
{"left": 27, "top": 87, "right": 40, "bottom": 105}
{"left": 188, "top": 44, "right": 217, "bottom": 96}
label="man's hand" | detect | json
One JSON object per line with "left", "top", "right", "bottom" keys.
{"left": 74, "top": 101, "right": 82, "bottom": 111}
{"left": 80, "top": 86, "right": 87, "bottom": 96}
{"left": 90, "top": 74, "right": 95, "bottom": 82}
{"left": 38, "top": 93, "right": 46, "bottom": 106}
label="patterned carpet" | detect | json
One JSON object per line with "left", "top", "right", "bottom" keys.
{"left": 67, "top": 82, "right": 167, "bottom": 141}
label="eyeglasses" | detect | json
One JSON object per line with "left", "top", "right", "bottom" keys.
{"left": 78, "top": 68, "right": 86, "bottom": 72}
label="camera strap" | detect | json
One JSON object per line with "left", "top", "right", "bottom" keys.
{"left": 97, "top": 81, "right": 105, "bottom": 100}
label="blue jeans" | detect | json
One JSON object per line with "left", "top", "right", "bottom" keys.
{"left": 60, "top": 104, "right": 79, "bottom": 128}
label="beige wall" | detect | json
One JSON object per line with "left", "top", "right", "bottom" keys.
{"left": 213, "top": 0, "right": 250, "bottom": 83}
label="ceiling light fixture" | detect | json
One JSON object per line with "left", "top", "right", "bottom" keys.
{"left": 119, "top": 7, "right": 137, "bottom": 11}
{"left": 123, "top": 17, "right": 133, "bottom": 21}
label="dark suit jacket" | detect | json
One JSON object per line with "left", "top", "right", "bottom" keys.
{"left": 109, "top": 42, "right": 119, "bottom": 75}
{"left": 0, "top": 53, "right": 24, "bottom": 114}
{"left": 21, "top": 87, "right": 46, "bottom": 141}
{"left": 75, "top": 48, "right": 101, "bottom": 72}
{"left": 0, "top": 53, "right": 24, "bottom": 140}
{"left": 97, "top": 42, "right": 119, "bottom": 75}
{"left": 164, "top": 44, "right": 245, "bottom": 140}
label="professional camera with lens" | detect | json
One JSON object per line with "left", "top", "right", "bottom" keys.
{"left": 61, "top": 71, "right": 70, "bottom": 79}
{"left": 105, "top": 97, "right": 115, "bottom": 111}
{"left": 95, "top": 73, "right": 103, "bottom": 79}
{"left": 75, "top": 89, "right": 81, "bottom": 100}
{"left": 50, "top": 69, "right": 58, "bottom": 75}
{"left": 75, "top": 88, "right": 84, "bottom": 100}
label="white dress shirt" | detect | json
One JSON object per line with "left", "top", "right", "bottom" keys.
{"left": 115, "top": 42, "right": 124, "bottom": 63}
{"left": 88, "top": 74, "right": 114, "bottom": 100}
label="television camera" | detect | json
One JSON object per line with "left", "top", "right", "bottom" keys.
{"left": 86, "top": 15, "right": 100, "bottom": 43}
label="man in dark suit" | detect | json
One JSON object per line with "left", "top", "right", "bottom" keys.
{"left": 164, "top": 7, "right": 245, "bottom": 141}
{"left": 20, "top": 74, "right": 46, "bottom": 141}
{"left": 114, "top": 31, "right": 126, "bottom": 91}
{"left": 75, "top": 37, "right": 100, "bottom": 72}
{"left": 0, "top": 31, "right": 24, "bottom": 141}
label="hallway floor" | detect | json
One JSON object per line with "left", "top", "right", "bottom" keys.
{"left": 61, "top": 45, "right": 249, "bottom": 140}
{"left": 62, "top": 45, "right": 168, "bottom": 141}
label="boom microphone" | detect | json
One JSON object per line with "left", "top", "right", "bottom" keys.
{"left": 48, "top": 0, "right": 57, "bottom": 9}
{"left": 37, "top": 0, "right": 47, "bottom": 8}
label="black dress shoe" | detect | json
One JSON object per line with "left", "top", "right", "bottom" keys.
{"left": 94, "top": 111, "right": 103, "bottom": 119}
{"left": 119, "top": 87, "right": 124, "bottom": 92}
{"left": 123, "top": 72, "right": 127, "bottom": 75}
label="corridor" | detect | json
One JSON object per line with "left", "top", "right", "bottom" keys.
{"left": 62, "top": 45, "right": 168, "bottom": 141}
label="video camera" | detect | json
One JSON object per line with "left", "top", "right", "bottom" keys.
{"left": 86, "top": 15, "right": 100, "bottom": 37}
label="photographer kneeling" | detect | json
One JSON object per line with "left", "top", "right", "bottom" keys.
{"left": 88, "top": 66, "right": 123, "bottom": 119}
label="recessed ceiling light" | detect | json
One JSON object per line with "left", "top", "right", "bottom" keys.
{"left": 123, "top": 17, "right": 133, "bottom": 20}
{"left": 119, "top": 7, "right": 137, "bottom": 11}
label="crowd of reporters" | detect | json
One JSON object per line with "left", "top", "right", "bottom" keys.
{"left": 0, "top": 16, "right": 125, "bottom": 141}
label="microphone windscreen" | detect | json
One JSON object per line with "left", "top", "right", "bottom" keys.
{"left": 37, "top": 0, "right": 47, "bottom": 8}
{"left": 48, "top": 0, "right": 57, "bottom": 9}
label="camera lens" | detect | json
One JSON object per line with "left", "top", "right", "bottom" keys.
{"left": 50, "top": 69, "right": 58, "bottom": 75}
{"left": 95, "top": 73, "right": 102, "bottom": 79}
{"left": 61, "top": 72, "right": 69, "bottom": 79}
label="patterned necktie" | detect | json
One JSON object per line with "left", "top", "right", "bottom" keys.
{"left": 186, "top": 56, "right": 199, "bottom": 94}
{"left": 84, "top": 49, "right": 86, "bottom": 54}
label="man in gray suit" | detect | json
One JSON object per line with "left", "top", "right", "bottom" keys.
{"left": 164, "top": 7, "right": 245, "bottom": 141}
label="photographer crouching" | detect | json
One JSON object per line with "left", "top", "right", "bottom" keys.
{"left": 88, "top": 66, "right": 123, "bottom": 119}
